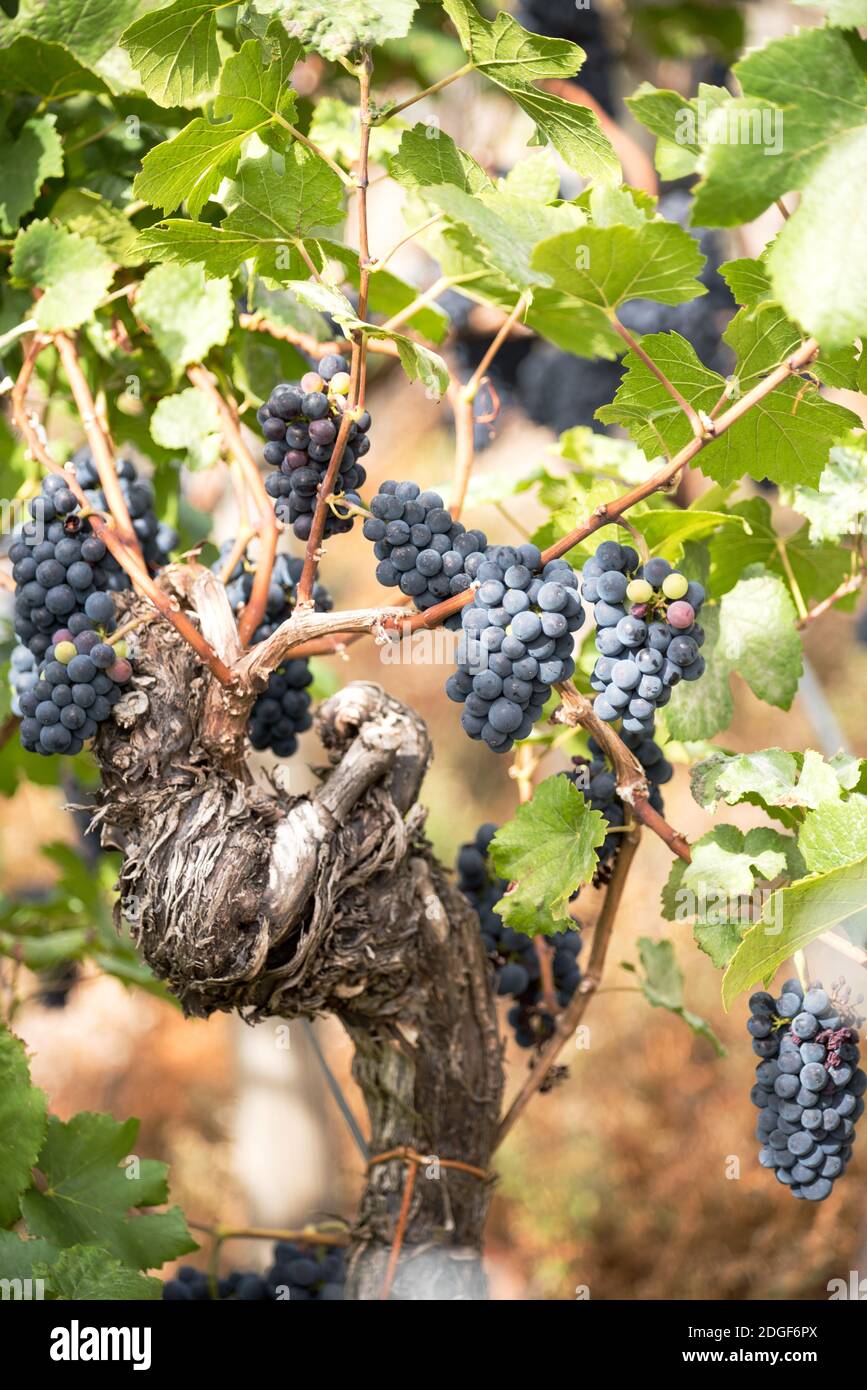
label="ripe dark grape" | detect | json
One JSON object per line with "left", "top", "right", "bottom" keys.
{"left": 257, "top": 354, "right": 369, "bottom": 542}
{"left": 563, "top": 731, "right": 671, "bottom": 874}
{"left": 163, "top": 1241, "right": 345, "bottom": 1300}
{"left": 214, "top": 544, "right": 332, "bottom": 758}
{"left": 11, "top": 455, "right": 172, "bottom": 664}
{"left": 456, "top": 823, "right": 583, "bottom": 1050}
{"left": 447, "top": 548, "right": 584, "bottom": 753}
{"left": 17, "top": 617, "right": 132, "bottom": 759}
{"left": 363, "top": 480, "right": 488, "bottom": 627}
{"left": 748, "top": 977, "right": 865, "bottom": 1199}
{"left": 583, "top": 541, "right": 707, "bottom": 732}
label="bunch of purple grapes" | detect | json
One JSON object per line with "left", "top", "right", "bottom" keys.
{"left": 583, "top": 542, "right": 706, "bottom": 736}
{"left": 456, "top": 823, "right": 583, "bottom": 1049}
{"left": 447, "top": 548, "right": 585, "bottom": 753}
{"left": 164, "top": 1240, "right": 345, "bottom": 1300}
{"left": 257, "top": 353, "right": 370, "bottom": 541}
{"left": 749, "top": 978, "right": 866, "bottom": 1200}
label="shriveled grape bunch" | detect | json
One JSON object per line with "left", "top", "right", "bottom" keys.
{"left": 214, "top": 543, "right": 332, "bottom": 758}
{"left": 457, "top": 823, "right": 583, "bottom": 1050}
{"left": 258, "top": 353, "right": 370, "bottom": 541}
{"left": 583, "top": 541, "right": 706, "bottom": 734}
{"left": 447, "top": 547, "right": 585, "bottom": 753}
{"left": 749, "top": 979, "right": 866, "bottom": 1201}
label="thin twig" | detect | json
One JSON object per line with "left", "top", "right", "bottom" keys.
{"left": 302, "top": 1020, "right": 370, "bottom": 1162}
{"left": 273, "top": 112, "right": 354, "bottom": 185}
{"left": 296, "top": 51, "right": 373, "bottom": 607}
{"left": 188, "top": 1219, "right": 349, "bottom": 1248}
{"left": 10, "top": 337, "right": 235, "bottom": 685}
{"left": 371, "top": 62, "right": 474, "bottom": 122}
{"left": 368, "top": 212, "right": 444, "bottom": 272}
{"left": 611, "top": 315, "right": 707, "bottom": 441}
{"left": 496, "top": 826, "right": 641, "bottom": 1146}
{"left": 462, "top": 294, "right": 529, "bottom": 405}
{"left": 53, "top": 332, "right": 144, "bottom": 563}
{"left": 796, "top": 569, "right": 864, "bottom": 628}
{"left": 187, "top": 364, "right": 278, "bottom": 647}
{"left": 447, "top": 378, "right": 475, "bottom": 521}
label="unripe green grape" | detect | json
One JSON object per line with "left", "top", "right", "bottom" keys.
{"left": 55, "top": 641, "right": 77, "bottom": 664}
{"left": 330, "top": 371, "right": 351, "bottom": 395}
{"left": 626, "top": 578, "right": 653, "bottom": 603}
{"left": 662, "top": 571, "right": 689, "bottom": 600}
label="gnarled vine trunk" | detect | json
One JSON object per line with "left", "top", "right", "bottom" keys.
{"left": 91, "top": 571, "right": 504, "bottom": 1299}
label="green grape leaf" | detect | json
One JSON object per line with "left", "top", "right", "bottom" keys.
{"left": 9, "top": 0, "right": 140, "bottom": 65}
{"left": 632, "top": 938, "right": 725, "bottom": 1055}
{"left": 151, "top": 387, "right": 222, "bottom": 469}
{"left": 443, "top": 0, "right": 584, "bottom": 82}
{"left": 792, "top": 0, "right": 867, "bottom": 23}
{"left": 442, "top": 0, "right": 618, "bottom": 182}
{"left": 626, "top": 82, "right": 729, "bottom": 178}
{"left": 718, "top": 256, "right": 773, "bottom": 309}
{"left": 425, "top": 182, "right": 560, "bottom": 291}
{"left": 22, "top": 1113, "right": 197, "bottom": 1270}
{"left": 0, "top": 1026, "right": 47, "bottom": 1227}
{"left": 10, "top": 221, "right": 113, "bottom": 331}
{"left": 136, "top": 219, "right": 270, "bottom": 278}
{"left": 134, "top": 31, "right": 302, "bottom": 218}
{"left": 708, "top": 496, "right": 854, "bottom": 604}
{"left": 635, "top": 507, "right": 746, "bottom": 560}
{"left": 0, "top": 115, "right": 63, "bottom": 234}
{"left": 497, "top": 147, "right": 561, "bottom": 203}
{"left": 0, "top": 35, "right": 109, "bottom": 99}
{"left": 500, "top": 85, "right": 622, "bottom": 185}
{"left": 136, "top": 263, "right": 232, "bottom": 374}
{"left": 800, "top": 796, "right": 867, "bottom": 875}
{"left": 52, "top": 189, "right": 143, "bottom": 267}
{"left": 223, "top": 148, "right": 345, "bottom": 270}
{"left": 532, "top": 220, "right": 707, "bottom": 310}
{"left": 280, "top": 0, "right": 419, "bottom": 60}
{"left": 37, "top": 1245, "right": 162, "bottom": 1301}
{"left": 679, "top": 825, "right": 791, "bottom": 902}
{"left": 0, "top": 1230, "right": 57, "bottom": 1280}
{"left": 691, "top": 747, "right": 856, "bottom": 820}
{"left": 722, "top": 855, "right": 867, "bottom": 1008}
{"left": 489, "top": 775, "right": 607, "bottom": 936}
{"left": 390, "top": 123, "right": 492, "bottom": 195}
{"left": 694, "top": 919, "right": 746, "bottom": 970}
{"left": 787, "top": 444, "right": 867, "bottom": 544}
{"left": 718, "top": 573, "right": 802, "bottom": 710}
{"left": 119, "top": 0, "right": 223, "bottom": 107}
{"left": 664, "top": 607, "right": 733, "bottom": 741}
{"left": 597, "top": 330, "right": 858, "bottom": 489}
{"left": 692, "top": 29, "right": 867, "bottom": 348}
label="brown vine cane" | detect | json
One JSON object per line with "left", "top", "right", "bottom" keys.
{"left": 366, "top": 1146, "right": 490, "bottom": 1301}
